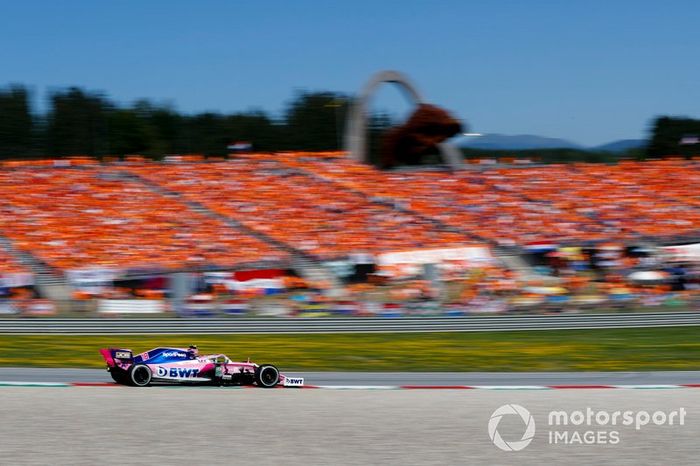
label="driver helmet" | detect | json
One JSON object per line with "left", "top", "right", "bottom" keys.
{"left": 187, "top": 344, "right": 199, "bottom": 359}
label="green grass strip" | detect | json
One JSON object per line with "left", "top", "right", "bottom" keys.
{"left": 1, "top": 326, "right": 699, "bottom": 372}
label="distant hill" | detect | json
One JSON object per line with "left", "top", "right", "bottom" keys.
{"left": 456, "top": 133, "right": 646, "bottom": 153}
{"left": 457, "top": 133, "right": 582, "bottom": 151}
{"left": 593, "top": 139, "right": 646, "bottom": 153}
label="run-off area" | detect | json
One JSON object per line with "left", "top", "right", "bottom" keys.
{"left": 0, "top": 387, "right": 698, "bottom": 465}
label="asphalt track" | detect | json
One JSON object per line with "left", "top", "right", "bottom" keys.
{"left": 0, "top": 386, "right": 697, "bottom": 465}
{"left": 1, "top": 367, "right": 700, "bottom": 387}
{"left": 1, "top": 311, "right": 700, "bottom": 334}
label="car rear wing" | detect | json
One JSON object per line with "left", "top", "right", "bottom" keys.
{"left": 99, "top": 348, "right": 133, "bottom": 367}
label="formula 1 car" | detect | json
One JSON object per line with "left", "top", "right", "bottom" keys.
{"left": 99, "top": 346, "right": 304, "bottom": 388}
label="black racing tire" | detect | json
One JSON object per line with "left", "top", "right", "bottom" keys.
{"left": 129, "top": 364, "right": 152, "bottom": 387}
{"left": 109, "top": 369, "right": 128, "bottom": 385}
{"left": 254, "top": 364, "right": 280, "bottom": 388}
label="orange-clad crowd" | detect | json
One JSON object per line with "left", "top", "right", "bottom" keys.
{"left": 2, "top": 154, "right": 700, "bottom": 275}
{"left": 1, "top": 153, "right": 700, "bottom": 315}
{"left": 126, "top": 157, "right": 474, "bottom": 259}
{"left": 0, "top": 167, "right": 288, "bottom": 272}
{"left": 278, "top": 153, "right": 700, "bottom": 245}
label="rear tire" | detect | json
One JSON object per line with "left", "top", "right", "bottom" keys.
{"left": 129, "top": 365, "right": 152, "bottom": 387}
{"left": 254, "top": 364, "right": 280, "bottom": 388}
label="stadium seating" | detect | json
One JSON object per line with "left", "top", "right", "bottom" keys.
{"left": 278, "top": 153, "right": 700, "bottom": 245}
{"left": 1, "top": 154, "right": 700, "bottom": 277}
{"left": 126, "top": 157, "right": 475, "bottom": 259}
{"left": 0, "top": 168, "right": 288, "bottom": 272}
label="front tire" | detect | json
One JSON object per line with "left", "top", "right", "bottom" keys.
{"left": 129, "top": 365, "right": 152, "bottom": 387}
{"left": 254, "top": 364, "right": 280, "bottom": 388}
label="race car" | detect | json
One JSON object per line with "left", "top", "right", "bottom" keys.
{"left": 99, "top": 346, "right": 304, "bottom": 388}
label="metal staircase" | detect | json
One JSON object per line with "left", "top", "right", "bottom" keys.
{"left": 122, "top": 170, "right": 345, "bottom": 295}
{"left": 291, "top": 256, "right": 344, "bottom": 298}
{"left": 285, "top": 164, "right": 490, "bottom": 245}
{"left": 0, "top": 234, "right": 71, "bottom": 300}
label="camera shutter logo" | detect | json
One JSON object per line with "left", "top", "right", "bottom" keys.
{"left": 488, "top": 404, "right": 536, "bottom": 452}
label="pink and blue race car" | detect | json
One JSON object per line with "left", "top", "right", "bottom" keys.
{"left": 99, "top": 346, "right": 304, "bottom": 388}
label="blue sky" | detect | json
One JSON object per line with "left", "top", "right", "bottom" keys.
{"left": 1, "top": 0, "right": 698, "bottom": 145}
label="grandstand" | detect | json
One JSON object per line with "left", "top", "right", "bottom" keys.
{"left": 279, "top": 153, "right": 700, "bottom": 246}
{"left": 126, "top": 155, "right": 475, "bottom": 259}
{"left": 0, "top": 166, "right": 289, "bottom": 273}
{"left": 1, "top": 153, "right": 700, "bottom": 316}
